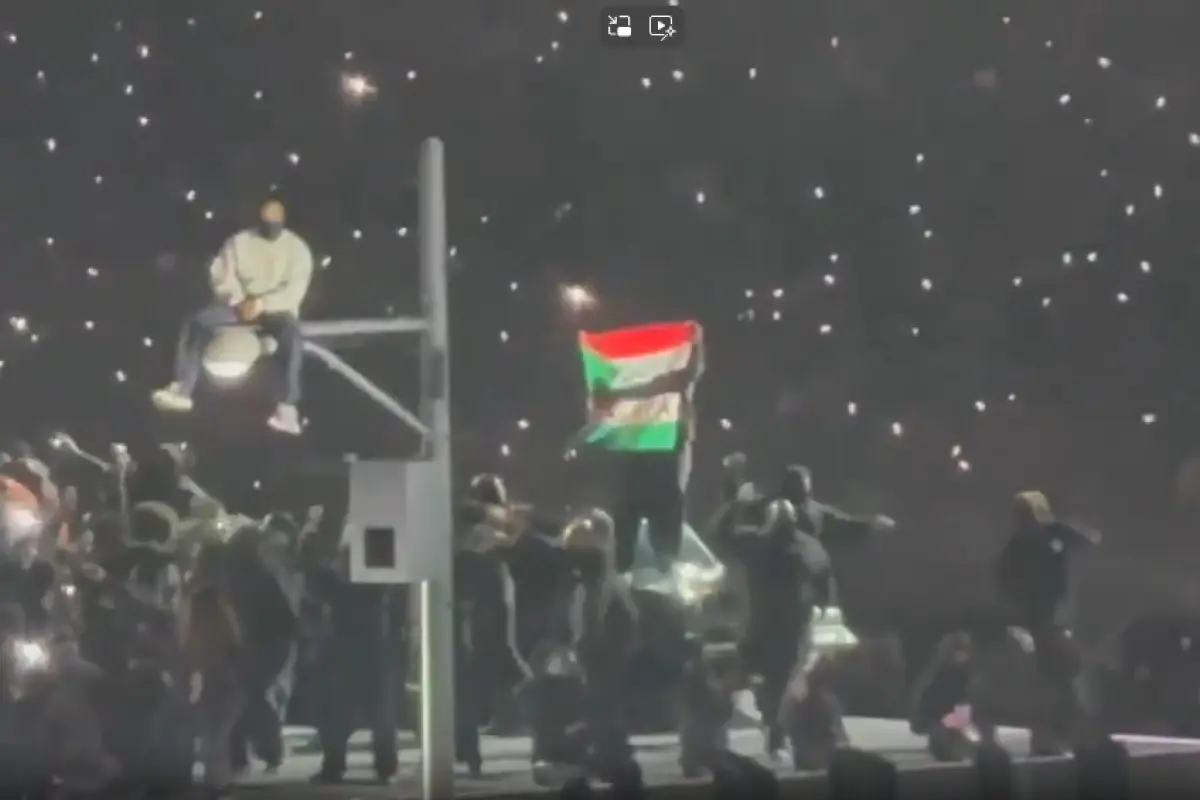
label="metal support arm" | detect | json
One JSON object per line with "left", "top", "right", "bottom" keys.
{"left": 301, "top": 340, "right": 432, "bottom": 440}
{"left": 301, "top": 317, "right": 427, "bottom": 340}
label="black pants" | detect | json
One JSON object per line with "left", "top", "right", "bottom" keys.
{"left": 231, "top": 694, "right": 283, "bottom": 770}
{"left": 314, "top": 645, "right": 401, "bottom": 779}
{"left": 453, "top": 613, "right": 483, "bottom": 771}
{"left": 612, "top": 447, "right": 690, "bottom": 573}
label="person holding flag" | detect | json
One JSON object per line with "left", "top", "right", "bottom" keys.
{"left": 567, "top": 321, "right": 705, "bottom": 574}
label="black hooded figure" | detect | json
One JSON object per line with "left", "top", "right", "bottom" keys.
{"left": 724, "top": 497, "right": 844, "bottom": 767}
{"left": 451, "top": 472, "right": 522, "bottom": 776}
{"left": 995, "top": 491, "right": 1098, "bottom": 755}
{"left": 306, "top": 549, "right": 408, "bottom": 784}
{"left": 777, "top": 465, "right": 895, "bottom": 545}
{"left": 559, "top": 509, "right": 641, "bottom": 782}
{"left": 908, "top": 491, "right": 1098, "bottom": 760}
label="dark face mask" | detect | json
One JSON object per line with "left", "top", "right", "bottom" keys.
{"left": 258, "top": 221, "right": 284, "bottom": 240}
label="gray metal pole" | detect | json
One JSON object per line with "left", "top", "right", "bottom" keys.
{"left": 417, "top": 137, "right": 457, "bottom": 799}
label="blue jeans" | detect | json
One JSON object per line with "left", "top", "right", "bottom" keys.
{"left": 174, "top": 304, "right": 302, "bottom": 405}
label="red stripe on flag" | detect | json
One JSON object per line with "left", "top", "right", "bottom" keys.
{"left": 578, "top": 321, "right": 697, "bottom": 360}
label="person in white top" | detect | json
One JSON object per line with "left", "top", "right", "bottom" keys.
{"left": 151, "top": 199, "right": 314, "bottom": 435}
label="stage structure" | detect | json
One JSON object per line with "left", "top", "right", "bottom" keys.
{"left": 284, "top": 139, "right": 456, "bottom": 799}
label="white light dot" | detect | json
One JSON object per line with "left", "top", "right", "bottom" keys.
{"left": 671, "top": 69, "right": 684, "bottom": 82}
{"left": 1116, "top": 292, "right": 1129, "bottom": 304}
{"left": 115, "top": 370, "right": 127, "bottom": 382}
{"left": 499, "top": 444, "right": 511, "bottom": 457}
{"left": 748, "top": 67, "right": 757, "bottom": 79}
{"left": 142, "top": 337, "right": 153, "bottom": 347}
{"left": 1155, "top": 96, "right": 1167, "bottom": 109}
{"left": 920, "top": 278, "right": 933, "bottom": 291}
{"left": 499, "top": 330, "right": 510, "bottom": 343}
{"left": 891, "top": 422, "right": 904, "bottom": 437}
{"left": 950, "top": 444, "right": 962, "bottom": 458}
{"left": 719, "top": 418, "right": 732, "bottom": 431}
{"left": 1139, "top": 261, "right": 1152, "bottom": 274}
{"left": 908, "top": 204, "right": 921, "bottom": 216}
{"left": 1097, "top": 57, "right": 1111, "bottom": 69}
{"left": 915, "top": 153, "right": 925, "bottom": 164}
{"left": 819, "top": 323, "right": 832, "bottom": 335}
{"left": 813, "top": 186, "right": 825, "bottom": 199}
{"left": 1142, "top": 413, "right": 1157, "bottom": 425}
{"left": 517, "top": 418, "right": 530, "bottom": 430}
{"left": 397, "top": 227, "right": 408, "bottom": 237}
{"left": 640, "top": 77, "right": 652, "bottom": 89}
{"left": 1012, "top": 276, "right": 1023, "bottom": 287}
{"left": 771, "top": 288, "right": 784, "bottom": 299}
{"left": 956, "top": 460, "right": 971, "bottom": 473}
{"left": 694, "top": 191, "right": 706, "bottom": 204}
{"left": 1058, "top": 94, "right": 1071, "bottom": 106}
{"left": 846, "top": 402, "right": 857, "bottom": 416}
{"left": 823, "top": 274, "right": 836, "bottom": 286}
{"left": 1154, "top": 184, "right": 1163, "bottom": 198}
{"left": 974, "top": 400, "right": 987, "bottom": 412}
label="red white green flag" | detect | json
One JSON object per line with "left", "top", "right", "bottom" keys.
{"left": 577, "top": 321, "right": 699, "bottom": 451}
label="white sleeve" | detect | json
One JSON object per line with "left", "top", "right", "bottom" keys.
{"left": 209, "top": 235, "right": 245, "bottom": 304}
{"left": 259, "top": 236, "right": 314, "bottom": 315}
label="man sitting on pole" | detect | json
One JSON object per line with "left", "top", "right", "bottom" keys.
{"left": 151, "top": 198, "right": 313, "bottom": 435}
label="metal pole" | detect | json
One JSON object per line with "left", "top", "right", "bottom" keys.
{"left": 417, "top": 136, "right": 456, "bottom": 800}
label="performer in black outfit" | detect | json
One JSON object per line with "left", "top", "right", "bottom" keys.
{"left": 777, "top": 464, "right": 896, "bottom": 543}
{"left": 909, "top": 491, "right": 1098, "bottom": 759}
{"left": 994, "top": 490, "right": 1098, "bottom": 755}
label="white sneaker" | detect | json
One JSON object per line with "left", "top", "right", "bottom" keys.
{"left": 267, "top": 404, "right": 302, "bottom": 435}
{"left": 151, "top": 384, "right": 194, "bottom": 413}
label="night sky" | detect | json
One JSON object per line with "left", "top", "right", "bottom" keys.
{"left": 5, "top": 1, "right": 1200, "bottom": 606}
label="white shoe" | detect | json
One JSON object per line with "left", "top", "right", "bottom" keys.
{"left": 151, "top": 384, "right": 194, "bottom": 413}
{"left": 267, "top": 404, "right": 302, "bottom": 435}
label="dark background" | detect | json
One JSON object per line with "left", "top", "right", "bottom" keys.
{"left": 3, "top": 0, "right": 1200, "bottom": 629}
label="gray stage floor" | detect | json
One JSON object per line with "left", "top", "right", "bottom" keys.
{"left": 234, "top": 717, "right": 1200, "bottom": 798}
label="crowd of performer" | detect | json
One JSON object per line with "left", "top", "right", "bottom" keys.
{"left": 0, "top": 424, "right": 1194, "bottom": 798}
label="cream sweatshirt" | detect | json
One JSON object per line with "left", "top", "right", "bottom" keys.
{"left": 208, "top": 228, "right": 314, "bottom": 316}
